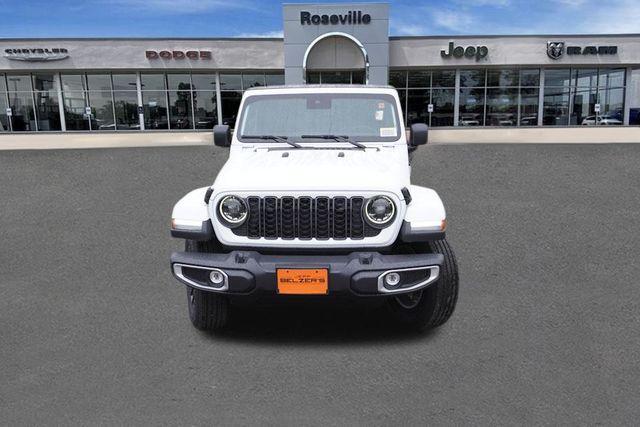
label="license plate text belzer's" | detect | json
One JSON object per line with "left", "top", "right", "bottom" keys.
{"left": 277, "top": 269, "right": 328, "bottom": 295}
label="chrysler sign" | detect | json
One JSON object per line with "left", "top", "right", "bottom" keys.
{"left": 4, "top": 48, "right": 69, "bottom": 61}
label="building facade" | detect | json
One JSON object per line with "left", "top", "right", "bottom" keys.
{"left": 1, "top": 3, "right": 639, "bottom": 143}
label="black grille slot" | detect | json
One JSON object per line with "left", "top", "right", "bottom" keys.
{"left": 232, "top": 196, "right": 382, "bottom": 239}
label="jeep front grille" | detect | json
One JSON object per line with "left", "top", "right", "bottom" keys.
{"left": 232, "top": 196, "right": 382, "bottom": 239}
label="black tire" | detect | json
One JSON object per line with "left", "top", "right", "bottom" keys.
{"left": 387, "top": 239, "right": 459, "bottom": 331}
{"left": 184, "top": 240, "right": 229, "bottom": 332}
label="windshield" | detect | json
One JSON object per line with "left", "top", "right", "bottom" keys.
{"left": 238, "top": 93, "right": 401, "bottom": 142}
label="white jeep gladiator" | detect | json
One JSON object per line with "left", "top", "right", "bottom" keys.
{"left": 170, "top": 85, "right": 458, "bottom": 332}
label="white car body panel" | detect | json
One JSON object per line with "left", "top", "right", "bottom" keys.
{"left": 171, "top": 86, "right": 446, "bottom": 248}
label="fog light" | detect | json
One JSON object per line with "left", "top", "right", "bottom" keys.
{"left": 384, "top": 272, "right": 401, "bottom": 287}
{"left": 209, "top": 271, "right": 225, "bottom": 285}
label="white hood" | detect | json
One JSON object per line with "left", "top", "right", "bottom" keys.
{"left": 213, "top": 145, "right": 410, "bottom": 194}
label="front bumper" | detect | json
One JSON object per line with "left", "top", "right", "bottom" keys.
{"left": 170, "top": 250, "right": 443, "bottom": 297}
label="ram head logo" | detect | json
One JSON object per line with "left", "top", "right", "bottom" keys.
{"left": 547, "top": 41, "right": 565, "bottom": 60}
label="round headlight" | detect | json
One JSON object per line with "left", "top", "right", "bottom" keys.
{"left": 218, "top": 195, "right": 248, "bottom": 227}
{"left": 364, "top": 195, "right": 395, "bottom": 227}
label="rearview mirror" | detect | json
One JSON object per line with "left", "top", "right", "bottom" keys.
{"left": 409, "top": 123, "right": 428, "bottom": 147}
{"left": 213, "top": 125, "right": 231, "bottom": 147}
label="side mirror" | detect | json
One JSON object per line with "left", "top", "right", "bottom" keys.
{"left": 213, "top": 124, "right": 231, "bottom": 147}
{"left": 409, "top": 123, "right": 428, "bottom": 147}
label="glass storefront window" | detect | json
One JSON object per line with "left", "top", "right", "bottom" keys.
{"left": 319, "top": 71, "right": 351, "bottom": 84}
{"left": 459, "top": 88, "right": 485, "bottom": 126}
{"left": 112, "top": 74, "right": 137, "bottom": 91}
{"left": 220, "top": 91, "right": 242, "bottom": 127}
{"left": 168, "top": 90, "right": 193, "bottom": 129}
{"left": 545, "top": 69, "right": 571, "bottom": 87}
{"left": 599, "top": 69, "right": 625, "bottom": 88}
{"left": 242, "top": 74, "right": 265, "bottom": 89}
{"left": 141, "top": 74, "right": 166, "bottom": 91}
{"left": 307, "top": 72, "right": 320, "bottom": 84}
{"left": 460, "top": 70, "right": 485, "bottom": 87}
{"left": 599, "top": 87, "right": 624, "bottom": 121}
{"left": 7, "top": 91, "right": 36, "bottom": 131}
{"left": 193, "top": 91, "right": 217, "bottom": 129}
{"left": 167, "top": 74, "right": 191, "bottom": 91}
{"left": 265, "top": 73, "right": 285, "bottom": 86}
{"left": 32, "top": 74, "right": 61, "bottom": 131}
{"left": 219, "top": 74, "right": 242, "bottom": 91}
{"left": 407, "top": 70, "right": 430, "bottom": 88}
{"left": 351, "top": 71, "right": 365, "bottom": 84}
{"left": 406, "top": 89, "right": 429, "bottom": 125}
{"left": 486, "top": 88, "right": 518, "bottom": 126}
{"left": 0, "top": 93, "right": 10, "bottom": 131}
{"left": 543, "top": 87, "right": 570, "bottom": 125}
{"left": 0, "top": 73, "right": 6, "bottom": 92}
{"left": 389, "top": 71, "right": 407, "bottom": 89}
{"left": 628, "top": 69, "right": 640, "bottom": 125}
{"left": 432, "top": 70, "right": 455, "bottom": 87}
{"left": 6, "top": 75, "right": 32, "bottom": 92}
{"left": 63, "top": 91, "right": 90, "bottom": 131}
{"left": 519, "top": 88, "right": 539, "bottom": 126}
{"left": 431, "top": 89, "right": 455, "bottom": 126}
{"left": 487, "top": 69, "right": 518, "bottom": 87}
{"left": 142, "top": 91, "right": 168, "bottom": 130}
{"left": 113, "top": 91, "right": 139, "bottom": 130}
{"left": 191, "top": 74, "right": 216, "bottom": 91}
{"left": 520, "top": 69, "right": 540, "bottom": 87}
{"left": 61, "top": 74, "right": 86, "bottom": 91}
{"left": 86, "top": 74, "right": 112, "bottom": 91}
{"left": 87, "top": 90, "right": 115, "bottom": 130}
{"left": 571, "top": 87, "right": 597, "bottom": 125}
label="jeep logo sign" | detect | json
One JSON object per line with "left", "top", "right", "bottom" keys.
{"left": 441, "top": 42, "right": 488, "bottom": 61}
{"left": 300, "top": 10, "right": 371, "bottom": 25}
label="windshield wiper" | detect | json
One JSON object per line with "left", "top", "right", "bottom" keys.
{"left": 300, "top": 134, "right": 366, "bottom": 149}
{"left": 242, "top": 135, "right": 301, "bottom": 148}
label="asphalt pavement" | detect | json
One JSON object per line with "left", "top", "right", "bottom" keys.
{"left": 1, "top": 143, "right": 639, "bottom": 425}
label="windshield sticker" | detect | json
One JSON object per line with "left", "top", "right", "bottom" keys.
{"left": 375, "top": 110, "right": 384, "bottom": 121}
{"left": 380, "top": 127, "right": 397, "bottom": 137}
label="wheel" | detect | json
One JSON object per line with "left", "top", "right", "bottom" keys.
{"left": 184, "top": 240, "right": 229, "bottom": 332}
{"left": 387, "top": 239, "right": 459, "bottom": 331}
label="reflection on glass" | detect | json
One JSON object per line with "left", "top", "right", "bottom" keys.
{"left": 8, "top": 91, "right": 36, "bottom": 131}
{"left": 33, "top": 74, "right": 61, "bottom": 131}
{"left": 320, "top": 71, "right": 351, "bottom": 84}
{"left": 87, "top": 90, "right": 115, "bottom": 130}
{"left": 113, "top": 91, "right": 139, "bottom": 130}
{"left": 407, "top": 70, "right": 430, "bottom": 88}
{"left": 406, "top": 89, "right": 429, "bottom": 125}
{"left": 460, "top": 70, "right": 485, "bottom": 87}
{"left": 307, "top": 72, "right": 320, "bottom": 84}
{"left": 572, "top": 87, "right": 597, "bottom": 125}
{"left": 598, "top": 69, "right": 625, "bottom": 88}
{"left": 61, "top": 74, "right": 85, "bottom": 91}
{"left": 5, "top": 75, "right": 32, "bottom": 91}
{"left": 519, "top": 88, "right": 539, "bottom": 126}
{"left": 141, "top": 74, "right": 166, "bottom": 91}
{"left": 0, "top": 94, "right": 10, "bottom": 131}
{"left": 63, "top": 91, "right": 89, "bottom": 130}
{"left": 167, "top": 74, "right": 191, "bottom": 91}
{"left": 573, "top": 69, "right": 598, "bottom": 88}
{"left": 0, "top": 73, "right": 6, "bottom": 92}
{"left": 191, "top": 74, "right": 216, "bottom": 91}
{"left": 431, "top": 89, "right": 454, "bottom": 126}
{"left": 242, "top": 74, "right": 265, "bottom": 89}
{"left": 543, "top": 87, "right": 570, "bottom": 125}
{"left": 86, "top": 74, "right": 112, "bottom": 91}
{"left": 544, "top": 69, "right": 571, "bottom": 87}
{"left": 627, "top": 69, "right": 640, "bottom": 125}
{"left": 459, "top": 88, "right": 485, "bottom": 126}
{"left": 193, "top": 91, "right": 217, "bottom": 129}
{"left": 351, "top": 71, "right": 365, "bottom": 84}
{"left": 486, "top": 88, "right": 518, "bottom": 126}
{"left": 388, "top": 71, "right": 407, "bottom": 88}
{"left": 221, "top": 91, "right": 242, "bottom": 127}
{"left": 599, "top": 88, "right": 624, "bottom": 122}
{"left": 112, "top": 74, "right": 137, "bottom": 91}
{"left": 487, "top": 69, "right": 518, "bottom": 87}
{"left": 168, "top": 90, "right": 193, "bottom": 129}
{"left": 432, "top": 70, "right": 455, "bottom": 87}
{"left": 219, "top": 74, "right": 242, "bottom": 90}
{"left": 142, "top": 91, "right": 168, "bottom": 129}
{"left": 520, "top": 69, "right": 540, "bottom": 87}
{"left": 265, "top": 73, "right": 285, "bottom": 86}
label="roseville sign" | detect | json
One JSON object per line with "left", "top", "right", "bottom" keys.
{"left": 4, "top": 48, "right": 69, "bottom": 61}
{"left": 145, "top": 50, "right": 212, "bottom": 60}
{"left": 300, "top": 10, "right": 371, "bottom": 25}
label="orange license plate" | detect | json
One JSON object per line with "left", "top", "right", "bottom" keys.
{"left": 277, "top": 269, "right": 329, "bottom": 295}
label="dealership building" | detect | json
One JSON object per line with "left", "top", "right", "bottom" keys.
{"left": 1, "top": 2, "right": 639, "bottom": 146}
